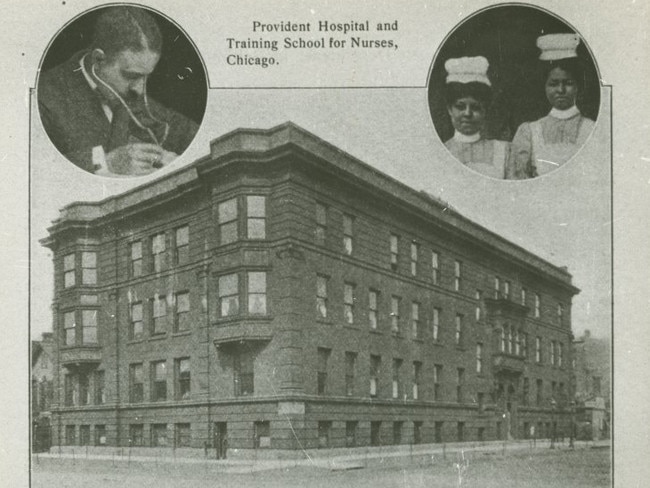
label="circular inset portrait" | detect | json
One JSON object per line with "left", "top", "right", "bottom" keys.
{"left": 428, "top": 5, "right": 600, "bottom": 180}
{"left": 37, "top": 4, "right": 207, "bottom": 178}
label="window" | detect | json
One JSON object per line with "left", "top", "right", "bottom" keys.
{"left": 413, "top": 361, "right": 422, "bottom": 400}
{"left": 80, "top": 425, "right": 90, "bottom": 446}
{"left": 478, "top": 392, "right": 485, "bottom": 413}
{"left": 81, "top": 310, "right": 97, "bottom": 344}
{"left": 315, "top": 203, "right": 327, "bottom": 245}
{"left": 248, "top": 271, "right": 267, "bottom": 314}
{"left": 523, "top": 377, "right": 530, "bottom": 406}
{"left": 316, "top": 274, "right": 328, "bottom": 319}
{"left": 343, "top": 283, "right": 355, "bottom": 324}
{"left": 521, "top": 288, "right": 527, "bottom": 306}
{"left": 536, "top": 379, "right": 543, "bottom": 406}
{"left": 174, "top": 291, "right": 190, "bottom": 332}
{"left": 151, "top": 360, "right": 167, "bottom": 402}
{"left": 65, "top": 425, "right": 75, "bottom": 445}
{"left": 411, "top": 302, "right": 421, "bottom": 339}
{"left": 500, "top": 326, "right": 507, "bottom": 352}
{"left": 129, "top": 424, "right": 144, "bottom": 446}
{"left": 393, "top": 421, "right": 403, "bottom": 444}
{"left": 550, "top": 341, "right": 556, "bottom": 365}
{"left": 63, "top": 311, "right": 76, "bottom": 346}
{"left": 345, "top": 352, "right": 356, "bottom": 396}
{"left": 219, "top": 274, "right": 239, "bottom": 317}
{"left": 370, "top": 421, "right": 382, "bottom": 446}
{"left": 370, "top": 355, "right": 380, "bottom": 397}
{"left": 317, "top": 347, "right": 330, "bottom": 395}
{"left": 454, "top": 260, "right": 462, "bottom": 291}
{"left": 434, "top": 421, "right": 443, "bottom": 443}
{"left": 534, "top": 294, "right": 541, "bottom": 318}
{"left": 175, "top": 423, "right": 191, "bottom": 448}
{"left": 432, "top": 307, "right": 440, "bottom": 341}
{"left": 246, "top": 195, "right": 266, "bottom": 239}
{"left": 431, "top": 251, "right": 439, "bottom": 284}
{"left": 390, "top": 234, "right": 399, "bottom": 271}
{"left": 151, "top": 295, "right": 167, "bottom": 334}
{"left": 476, "top": 343, "right": 483, "bottom": 374}
{"left": 342, "top": 214, "right": 354, "bottom": 254}
{"left": 63, "top": 253, "right": 75, "bottom": 288}
{"left": 95, "top": 425, "right": 106, "bottom": 446}
{"left": 254, "top": 421, "right": 271, "bottom": 448}
{"left": 218, "top": 198, "right": 238, "bottom": 245}
{"left": 318, "top": 421, "right": 331, "bottom": 448}
{"left": 345, "top": 421, "right": 358, "bottom": 447}
{"left": 81, "top": 251, "right": 97, "bottom": 285}
{"left": 504, "top": 280, "right": 511, "bottom": 299}
{"left": 475, "top": 290, "right": 482, "bottom": 321}
{"left": 129, "top": 363, "right": 145, "bottom": 403}
{"left": 507, "top": 325, "right": 513, "bottom": 353}
{"left": 535, "top": 337, "right": 542, "bottom": 363}
{"left": 151, "top": 233, "right": 166, "bottom": 273}
{"left": 558, "top": 342, "right": 564, "bottom": 367}
{"left": 392, "top": 358, "right": 402, "bottom": 399}
{"left": 456, "top": 368, "right": 465, "bottom": 403}
{"left": 593, "top": 376, "right": 602, "bottom": 395}
{"left": 94, "top": 370, "right": 105, "bottom": 404}
{"left": 414, "top": 421, "right": 423, "bottom": 444}
{"left": 390, "top": 296, "right": 401, "bottom": 334}
{"left": 64, "top": 373, "right": 76, "bottom": 406}
{"left": 79, "top": 372, "right": 89, "bottom": 405}
{"left": 151, "top": 424, "right": 168, "bottom": 447}
{"left": 521, "top": 332, "right": 528, "bottom": 358}
{"left": 557, "top": 303, "right": 564, "bottom": 326}
{"left": 130, "top": 302, "right": 143, "bottom": 340}
{"left": 174, "top": 225, "right": 189, "bottom": 265}
{"left": 368, "top": 290, "right": 378, "bottom": 329}
{"left": 130, "top": 241, "right": 142, "bottom": 277}
{"left": 434, "top": 364, "right": 442, "bottom": 401}
{"left": 514, "top": 329, "right": 520, "bottom": 355}
{"left": 455, "top": 314, "right": 463, "bottom": 346}
{"left": 176, "top": 358, "right": 191, "bottom": 400}
{"left": 410, "top": 242, "right": 419, "bottom": 276}
{"left": 457, "top": 422, "right": 465, "bottom": 442}
{"left": 234, "top": 348, "right": 254, "bottom": 396}
{"left": 494, "top": 277, "right": 501, "bottom": 298}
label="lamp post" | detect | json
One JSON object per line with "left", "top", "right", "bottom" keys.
{"left": 569, "top": 400, "right": 575, "bottom": 448}
{"left": 549, "top": 398, "right": 557, "bottom": 449}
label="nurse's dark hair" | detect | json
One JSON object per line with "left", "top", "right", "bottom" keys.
{"left": 91, "top": 7, "right": 162, "bottom": 59}
{"left": 444, "top": 82, "right": 493, "bottom": 108}
{"left": 541, "top": 57, "right": 585, "bottom": 91}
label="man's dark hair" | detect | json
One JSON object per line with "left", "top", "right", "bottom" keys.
{"left": 91, "top": 7, "right": 162, "bottom": 58}
{"left": 444, "top": 82, "right": 493, "bottom": 108}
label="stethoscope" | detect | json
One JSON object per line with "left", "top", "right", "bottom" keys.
{"left": 91, "top": 62, "right": 169, "bottom": 148}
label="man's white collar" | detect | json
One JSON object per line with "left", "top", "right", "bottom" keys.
{"left": 549, "top": 105, "right": 580, "bottom": 120}
{"left": 453, "top": 131, "right": 481, "bottom": 143}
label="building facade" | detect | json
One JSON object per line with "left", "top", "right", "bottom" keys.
{"left": 573, "top": 330, "right": 610, "bottom": 440}
{"left": 42, "top": 123, "right": 578, "bottom": 453}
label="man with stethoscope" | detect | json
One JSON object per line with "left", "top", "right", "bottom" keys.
{"left": 38, "top": 6, "right": 199, "bottom": 176}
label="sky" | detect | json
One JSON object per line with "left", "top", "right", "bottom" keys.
{"left": 30, "top": 86, "right": 612, "bottom": 341}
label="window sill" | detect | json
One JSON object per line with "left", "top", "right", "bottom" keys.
{"left": 148, "top": 333, "right": 168, "bottom": 342}
{"left": 343, "top": 324, "right": 359, "bottom": 330}
{"left": 369, "top": 328, "right": 382, "bottom": 335}
{"left": 412, "top": 338, "right": 424, "bottom": 343}
{"left": 432, "top": 340, "right": 444, "bottom": 347}
{"left": 391, "top": 333, "right": 404, "bottom": 339}
{"left": 127, "top": 338, "right": 146, "bottom": 345}
{"left": 316, "top": 318, "right": 334, "bottom": 325}
{"left": 172, "top": 330, "right": 192, "bottom": 337}
{"left": 214, "top": 315, "right": 273, "bottom": 325}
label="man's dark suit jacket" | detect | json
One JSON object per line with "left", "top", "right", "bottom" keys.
{"left": 38, "top": 52, "right": 200, "bottom": 173}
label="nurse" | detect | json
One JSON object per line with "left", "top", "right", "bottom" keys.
{"left": 443, "top": 56, "right": 510, "bottom": 179}
{"left": 509, "top": 34, "right": 596, "bottom": 179}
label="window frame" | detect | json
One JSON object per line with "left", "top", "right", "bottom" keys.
{"left": 342, "top": 214, "right": 354, "bottom": 255}
{"left": 246, "top": 195, "right": 267, "bottom": 240}
{"left": 151, "top": 360, "right": 168, "bottom": 402}
{"left": 174, "top": 225, "right": 190, "bottom": 266}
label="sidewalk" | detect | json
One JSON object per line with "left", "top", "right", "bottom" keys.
{"left": 33, "top": 438, "right": 610, "bottom": 474}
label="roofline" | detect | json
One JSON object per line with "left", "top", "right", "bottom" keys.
{"left": 43, "top": 122, "right": 578, "bottom": 292}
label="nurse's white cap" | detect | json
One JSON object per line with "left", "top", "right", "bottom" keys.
{"left": 445, "top": 56, "right": 491, "bottom": 86}
{"left": 537, "top": 33, "right": 580, "bottom": 61}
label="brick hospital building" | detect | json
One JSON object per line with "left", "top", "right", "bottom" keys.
{"left": 42, "top": 123, "right": 578, "bottom": 452}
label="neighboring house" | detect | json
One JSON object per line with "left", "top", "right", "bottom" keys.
{"left": 42, "top": 123, "right": 578, "bottom": 452}
{"left": 573, "top": 330, "right": 611, "bottom": 440}
{"left": 32, "top": 332, "right": 55, "bottom": 418}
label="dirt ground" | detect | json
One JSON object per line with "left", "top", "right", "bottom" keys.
{"left": 31, "top": 446, "right": 611, "bottom": 488}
